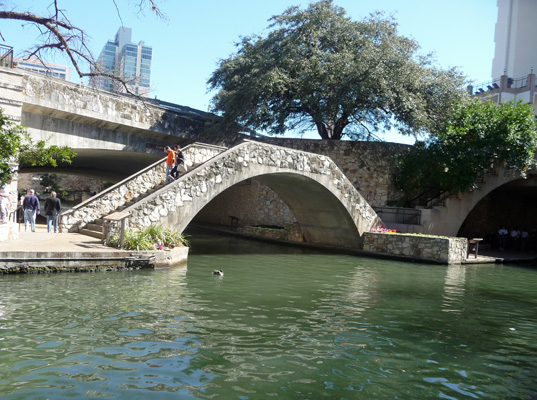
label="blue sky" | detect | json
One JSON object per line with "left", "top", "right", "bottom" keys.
{"left": 2, "top": 0, "right": 498, "bottom": 143}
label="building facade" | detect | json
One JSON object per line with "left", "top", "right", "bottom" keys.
{"left": 91, "top": 27, "right": 152, "bottom": 97}
{"left": 472, "top": 0, "right": 537, "bottom": 114}
{"left": 14, "top": 57, "right": 71, "bottom": 81}
{"left": 492, "top": 0, "right": 537, "bottom": 80}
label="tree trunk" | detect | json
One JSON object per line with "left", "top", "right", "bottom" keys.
{"left": 315, "top": 121, "right": 343, "bottom": 140}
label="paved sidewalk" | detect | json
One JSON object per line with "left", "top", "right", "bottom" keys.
{"left": 0, "top": 223, "right": 131, "bottom": 257}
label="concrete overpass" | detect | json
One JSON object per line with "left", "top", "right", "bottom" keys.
{"left": 0, "top": 66, "right": 222, "bottom": 181}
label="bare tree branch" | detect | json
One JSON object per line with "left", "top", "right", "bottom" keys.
{"left": 0, "top": 1, "right": 166, "bottom": 96}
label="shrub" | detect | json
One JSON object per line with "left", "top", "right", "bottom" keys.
{"left": 107, "top": 225, "right": 189, "bottom": 250}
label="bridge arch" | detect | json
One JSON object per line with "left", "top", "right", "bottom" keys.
{"left": 425, "top": 168, "right": 534, "bottom": 237}
{"left": 124, "top": 141, "right": 383, "bottom": 248}
{"left": 457, "top": 174, "right": 537, "bottom": 239}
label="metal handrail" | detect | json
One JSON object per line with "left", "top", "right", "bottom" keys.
{"left": 0, "top": 44, "right": 13, "bottom": 69}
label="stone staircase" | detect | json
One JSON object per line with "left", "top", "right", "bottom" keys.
{"left": 61, "top": 142, "right": 228, "bottom": 238}
{"left": 78, "top": 184, "right": 166, "bottom": 239}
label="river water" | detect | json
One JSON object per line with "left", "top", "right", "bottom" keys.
{"left": 0, "top": 230, "right": 536, "bottom": 399}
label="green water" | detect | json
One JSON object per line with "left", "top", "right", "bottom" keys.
{"left": 1, "top": 231, "right": 537, "bottom": 399}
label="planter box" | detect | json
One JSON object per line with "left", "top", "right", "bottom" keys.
{"left": 362, "top": 232, "right": 467, "bottom": 264}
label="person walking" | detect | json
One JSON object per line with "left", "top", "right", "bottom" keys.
{"left": 164, "top": 146, "right": 175, "bottom": 183}
{"left": 171, "top": 145, "right": 187, "bottom": 179}
{"left": 0, "top": 181, "right": 12, "bottom": 222}
{"left": 44, "top": 191, "right": 62, "bottom": 233}
{"left": 22, "top": 189, "right": 40, "bottom": 232}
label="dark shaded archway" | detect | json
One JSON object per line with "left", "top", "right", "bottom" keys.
{"left": 458, "top": 176, "right": 537, "bottom": 243}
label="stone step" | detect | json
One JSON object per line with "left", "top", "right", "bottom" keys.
{"left": 86, "top": 223, "right": 104, "bottom": 233}
{"left": 79, "top": 228, "right": 104, "bottom": 239}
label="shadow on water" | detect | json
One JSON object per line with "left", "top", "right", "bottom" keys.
{"left": 184, "top": 226, "right": 330, "bottom": 256}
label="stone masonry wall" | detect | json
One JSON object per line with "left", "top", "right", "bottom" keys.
{"left": 362, "top": 232, "right": 468, "bottom": 264}
{"left": 193, "top": 179, "right": 297, "bottom": 227}
{"left": 256, "top": 137, "right": 409, "bottom": 207}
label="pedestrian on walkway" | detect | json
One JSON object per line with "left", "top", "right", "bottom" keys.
{"left": 44, "top": 191, "right": 62, "bottom": 233}
{"left": 0, "top": 181, "right": 12, "bottom": 222}
{"left": 22, "top": 189, "right": 40, "bottom": 232}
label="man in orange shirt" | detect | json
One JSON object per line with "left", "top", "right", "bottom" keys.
{"left": 164, "top": 146, "right": 175, "bottom": 183}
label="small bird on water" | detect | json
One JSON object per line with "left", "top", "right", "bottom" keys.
{"left": 212, "top": 269, "right": 224, "bottom": 276}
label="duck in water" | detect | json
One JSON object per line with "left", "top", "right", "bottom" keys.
{"left": 212, "top": 269, "right": 224, "bottom": 276}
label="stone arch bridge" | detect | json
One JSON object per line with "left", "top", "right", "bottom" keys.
{"left": 60, "top": 141, "right": 383, "bottom": 248}
{"left": 2, "top": 67, "right": 533, "bottom": 240}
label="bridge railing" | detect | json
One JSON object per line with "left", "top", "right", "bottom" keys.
{"left": 59, "top": 142, "right": 227, "bottom": 232}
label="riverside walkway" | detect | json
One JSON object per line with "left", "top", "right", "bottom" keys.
{"left": 0, "top": 223, "right": 188, "bottom": 270}
{"left": 0, "top": 223, "right": 536, "bottom": 271}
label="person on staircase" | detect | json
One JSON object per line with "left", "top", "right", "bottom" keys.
{"left": 164, "top": 146, "right": 176, "bottom": 183}
{"left": 171, "top": 145, "right": 187, "bottom": 179}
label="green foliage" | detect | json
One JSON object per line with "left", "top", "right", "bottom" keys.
{"left": 208, "top": 0, "right": 468, "bottom": 140}
{"left": 41, "top": 173, "right": 61, "bottom": 192}
{"left": 0, "top": 108, "right": 77, "bottom": 185}
{"left": 108, "top": 225, "right": 190, "bottom": 250}
{"left": 395, "top": 99, "right": 537, "bottom": 199}
{"left": 0, "top": 109, "right": 24, "bottom": 184}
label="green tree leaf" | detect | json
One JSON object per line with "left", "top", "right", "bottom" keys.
{"left": 208, "top": 0, "right": 469, "bottom": 140}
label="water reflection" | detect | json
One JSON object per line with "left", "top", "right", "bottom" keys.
{"left": 442, "top": 264, "right": 466, "bottom": 313}
{"left": 0, "top": 233, "right": 536, "bottom": 399}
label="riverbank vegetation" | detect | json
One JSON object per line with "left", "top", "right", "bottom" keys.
{"left": 107, "top": 225, "right": 189, "bottom": 251}
{"left": 395, "top": 99, "right": 537, "bottom": 202}
{"left": 0, "top": 108, "right": 76, "bottom": 185}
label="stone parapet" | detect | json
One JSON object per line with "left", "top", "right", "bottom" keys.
{"left": 362, "top": 232, "right": 468, "bottom": 264}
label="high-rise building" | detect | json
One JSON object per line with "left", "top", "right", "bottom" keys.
{"left": 91, "top": 27, "right": 152, "bottom": 97}
{"left": 491, "top": 0, "right": 537, "bottom": 79}
{"left": 14, "top": 57, "right": 71, "bottom": 80}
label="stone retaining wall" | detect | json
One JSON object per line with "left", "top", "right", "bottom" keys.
{"left": 255, "top": 137, "right": 409, "bottom": 207}
{"left": 237, "top": 224, "right": 304, "bottom": 242}
{"left": 362, "top": 232, "right": 468, "bottom": 264}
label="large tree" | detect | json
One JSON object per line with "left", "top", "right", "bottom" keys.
{"left": 0, "top": 1, "right": 164, "bottom": 92}
{"left": 395, "top": 99, "right": 537, "bottom": 202}
{"left": 208, "top": 0, "right": 469, "bottom": 140}
{"left": 0, "top": 108, "right": 76, "bottom": 185}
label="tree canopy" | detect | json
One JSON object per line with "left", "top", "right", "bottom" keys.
{"left": 395, "top": 99, "right": 537, "bottom": 201}
{"left": 208, "top": 0, "right": 469, "bottom": 140}
{"left": 0, "top": 108, "right": 76, "bottom": 185}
